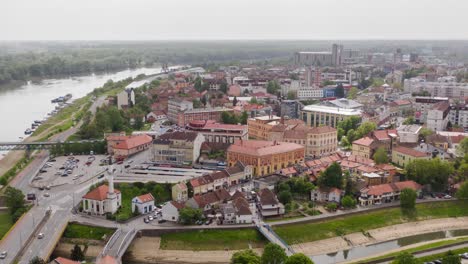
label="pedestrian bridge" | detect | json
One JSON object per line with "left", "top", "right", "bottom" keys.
{"left": 256, "top": 222, "right": 295, "bottom": 256}
{"left": 0, "top": 140, "right": 103, "bottom": 151}
{"left": 97, "top": 227, "right": 137, "bottom": 264}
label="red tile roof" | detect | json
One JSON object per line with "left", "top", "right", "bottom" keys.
{"left": 112, "top": 134, "right": 152, "bottom": 150}
{"left": 393, "top": 146, "right": 428, "bottom": 158}
{"left": 362, "top": 181, "right": 421, "bottom": 196}
{"left": 82, "top": 185, "right": 120, "bottom": 201}
{"left": 170, "top": 201, "right": 185, "bottom": 210}
{"left": 353, "top": 137, "right": 375, "bottom": 147}
{"left": 54, "top": 257, "right": 80, "bottom": 264}
{"left": 136, "top": 193, "right": 154, "bottom": 203}
{"left": 228, "top": 140, "right": 304, "bottom": 156}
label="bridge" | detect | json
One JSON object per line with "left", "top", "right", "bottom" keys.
{"left": 256, "top": 222, "right": 295, "bottom": 256}
{"left": 97, "top": 227, "right": 137, "bottom": 264}
{"left": 0, "top": 140, "right": 104, "bottom": 151}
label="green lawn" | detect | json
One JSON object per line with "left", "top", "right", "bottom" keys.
{"left": 160, "top": 229, "right": 267, "bottom": 250}
{"left": 274, "top": 201, "right": 468, "bottom": 245}
{"left": 354, "top": 237, "right": 468, "bottom": 263}
{"left": 63, "top": 223, "right": 115, "bottom": 240}
{"left": 0, "top": 211, "right": 13, "bottom": 239}
{"left": 114, "top": 184, "right": 142, "bottom": 221}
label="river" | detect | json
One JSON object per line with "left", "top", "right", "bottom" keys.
{"left": 0, "top": 67, "right": 165, "bottom": 156}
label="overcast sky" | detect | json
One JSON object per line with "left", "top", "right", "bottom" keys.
{"left": 1, "top": 0, "right": 467, "bottom": 40}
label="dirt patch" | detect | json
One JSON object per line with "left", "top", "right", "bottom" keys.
{"left": 124, "top": 236, "right": 263, "bottom": 264}
{"left": 52, "top": 239, "right": 105, "bottom": 260}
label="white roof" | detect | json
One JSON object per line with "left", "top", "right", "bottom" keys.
{"left": 362, "top": 172, "right": 381, "bottom": 178}
{"left": 302, "top": 105, "right": 362, "bottom": 116}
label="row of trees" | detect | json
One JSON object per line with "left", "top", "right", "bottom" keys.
{"left": 391, "top": 250, "right": 461, "bottom": 264}
{"left": 49, "top": 141, "right": 107, "bottom": 156}
{"left": 221, "top": 111, "right": 249, "bottom": 125}
{"left": 231, "top": 243, "right": 314, "bottom": 264}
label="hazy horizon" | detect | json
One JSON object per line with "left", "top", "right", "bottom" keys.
{"left": 2, "top": 0, "right": 467, "bottom": 41}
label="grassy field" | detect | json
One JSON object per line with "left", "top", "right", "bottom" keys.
{"left": 274, "top": 201, "right": 468, "bottom": 245}
{"left": 0, "top": 211, "right": 13, "bottom": 239}
{"left": 160, "top": 229, "right": 267, "bottom": 251}
{"left": 114, "top": 184, "right": 142, "bottom": 221}
{"left": 354, "top": 237, "right": 468, "bottom": 263}
{"left": 63, "top": 223, "right": 115, "bottom": 240}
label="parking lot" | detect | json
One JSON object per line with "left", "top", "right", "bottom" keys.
{"left": 32, "top": 155, "right": 107, "bottom": 188}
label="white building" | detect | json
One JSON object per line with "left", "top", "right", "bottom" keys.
{"left": 397, "top": 125, "right": 422, "bottom": 143}
{"left": 132, "top": 193, "right": 155, "bottom": 214}
{"left": 167, "top": 98, "right": 193, "bottom": 123}
{"left": 427, "top": 101, "right": 450, "bottom": 132}
{"left": 82, "top": 169, "right": 121, "bottom": 215}
{"left": 297, "top": 86, "right": 324, "bottom": 100}
{"left": 310, "top": 187, "right": 343, "bottom": 203}
{"left": 404, "top": 77, "right": 468, "bottom": 98}
{"left": 257, "top": 188, "right": 285, "bottom": 217}
{"left": 117, "top": 88, "right": 136, "bottom": 110}
{"left": 300, "top": 104, "right": 362, "bottom": 128}
{"left": 161, "top": 201, "right": 185, "bottom": 222}
{"left": 449, "top": 105, "right": 468, "bottom": 128}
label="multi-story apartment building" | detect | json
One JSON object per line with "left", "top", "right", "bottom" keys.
{"left": 404, "top": 77, "right": 468, "bottom": 98}
{"left": 391, "top": 146, "right": 429, "bottom": 168}
{"left": 268, "top": 124, "right": 337, "bottom": 158}
{"left": 297, "top": 86, "right": 324, "bottom": 100}
{"left": 427, "top": 101, "right": 450, "bottom": 132}
{"left": 280, "top": 100, "right": 301, "bottom": 119}
{"left": 117, "top": 88, "right": 135, "bottom": 110}
{"left": 168, "top": 98, "right": 193, "bottom": 123}
{"left": 359, "top": 181, "right": 422, "bottom": 206}
{"left": 247, "top": 115, "right": 282, "bottom": 140}
{"left": 227, "top": 140, "right": 305, "bottom": 177}
{"left": 294, "top": 44, "right": 344, "bottom": 67}
{"left": 397, "top": 125, "right": 422, "bottom": 143}
{"left": 352, "top": 137, "right": 378, "bottom": 159}
{"left": 186, "top": 120, "right": 248, "bottom": 144}
{"left": 152, "top": 131, "right": 205, "bottom": 165}
{"left": 177, "top": 107, "right": 233, "bottom": 127}
{"left": 413, "top": 96, "right": 448, "bottom": 123}
{"left": 449, "top": 104, "right": 468, "bottom": 128}
{"left": 300, "top": 105, "right": 362, "bottom": 128}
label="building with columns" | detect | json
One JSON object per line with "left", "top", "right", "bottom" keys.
{"left": 82, "top": 167, "right": 121, "bottom": 215}
{"left": 300, "top": 104, "right": 361, "bottom": 128}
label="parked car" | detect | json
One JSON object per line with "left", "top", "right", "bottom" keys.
{"left": 124, "top": 164, "right": 130, "bottom": 169}
{"left": 460, "top": 252, "right": 468, "bottom": 259}
{"left": 49, "top": 159, "right": 56, "bottom": 162}
{"left": 0, "top": 251, "right": 7, "bottom": 259}
{"left": 38, "top": 186, "right": 44, "bottom": 191}
{"left": 45, "top": 186, "right": 51, "bottom": 190}
{"left": 158, "top": 219, "right": 166, "bottom": 224}
{"left": 39, "top": 169, "right": 47, "bottom": 173}
{"left": 204, "top": 219, "right": 212, "bottom": 225}
{"left": 444, "top": 194, "right": 452, "bottom": 199}
{"left": 148, "top": 216, "right": 154, "bottom": 221}
{"left": 37, "top": 233, "right": 44, "bottom": 239}
{"left": 144, "top": 218, "right": 149, "bottom": 223}
{"left": 433, "top": 260, "right": 442, "bottom": 264}
{"left": 43, "top": 193, "right": 50, "bottom": 197}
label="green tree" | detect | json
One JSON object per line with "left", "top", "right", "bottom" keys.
{"left": 346, "top": 129, "right": 356, "bottom": 143}
{"left": 400, "top": 188, "right": 417, "bottom": 210}
{"left": 347, "top": 87, "right": 359, "bottom": 99}
{"left": 194, "top": 77, "right": 202, "bottom": 92}
{"left": 200, "top": 95, "right": 207, "bottom": 107}
{"left": 285, "top": 253, "right": 314, "bottom": 264}
{"left": 442, "top": 250, "right": 461, "bottom": 264}
{"left": 391, "top": 252, "right": 418, "bottom": 264}
{"left": 250, "top": 97, "right": 259, "bottom": 104}
{"left": 457, "top": 137, "right": 468, "bottom": 156}
{"left": 403, "top": 116, "right": 415, "bottom": 125}
{"left": 373, "top": 147, "right": 388, "bottom": 164}
{"left": 287, "top": 91, "right": 296, "bottom": 100}
{"left": 325, "top": 202, "right": 337, "bottom": 211}
{"left": 318, "top": 162, "right": 343, "bottom": 189}
{"left": 456, "top": 181, "right": 468, "bottom": 200}
{"left": 5, "top": 186, "right": 25, "bottom": 220}
{"left": 355, "top": 122, "right": 377, "bottom": 139}
{"left": 341, "top": 195, "right": 356, "bottom": 209}
{"left": 278, "top": 190, "right": 292, "bottom": 205}
{"left": 405, "top": 158, "right": 454, "bottom": 191}
{"left": 29, "top": 256, "right": 47, "bottom": 264}
{"left": 240, "top": 111, "right": 249, "bottom": 125}
{"left": 261, "top": 243, "right": 287, "bottom": 264}
{"left": 419, "top": 128, "right": 433, "bottom": 140}
{"left": 231, "top": 249, "right": 261, "bottom": 264}
{"left": 179, "top": 207, "right": 203, "bottom": 225}
{"left": 70, "top": 244, "right": 85, "bottom": 261}
{"left": 220, "top": 81, "right": 228, "bottom": 94}
{"left": 267, "top": 80, "right": 281, "bottom": 95}
{"left": 335, "top": 83, "right": 344, "bottom": 98}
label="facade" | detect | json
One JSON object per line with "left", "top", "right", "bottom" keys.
{"left": 352, "top": 137, "right": 377, "bottom": 159}
{"left": 257, "top": 188, "right": 285, "bottom": 217}
{"left": 427, "top": 101, "right": 450, "bottom": 132}
{"left": 186, "top": 120, "right": 248, "bottom": 144}
{"left": 221, "top": 194, "right": 253, "bottom": 225}
{"left": 392, "top": 146, "right": 429, "bottom": 168}
{"left": 167, "top": 98, "right": 193, "bottom": 123}
{"left": 294, "top": 44, "right": 344, "bottom": 67}
{"left": 297, "top": 86, "right": 324, "bottom": 100}
{"left": 359, "top": 181, "right": 422, "bottom": 206}
{"left": 117, "top": 88, "right": 135, "bottom": 110}
{"left": 449, "top": 104, "right": 468, "bottom": 128}
{"left": 300, "top": 104, "right": 362, "bottom": 128}
{"left": 82, "top": 184, "right": 121, "bottom": 215}
{"left": 161, "top": 201, "right": 185, "bottom": 222}
{"left": 132, "top": 193, "right": 155, "bottom": 214}
{"left": 413, "top": 96, "right": 449, "bottom": 123}
{"left": 186, "top": 189, "right": 231, "bottom": 212}
{"left": 146, "top": 111, "right": 167, "bottom": 123}
{"left": 310, "top": 187, "right": 343, "bottom": 203}
{"left": 107, "top": 134, "right": 153, "bottom": 158}
{"left": 397, "top": 125, "right": 422, "bottom": 143}
{"left": 177, "top": 107, "right": 234, "bottom": 127}
{"left": 247, "top": 115, "right": 282, "bottom": 140}
{"left": 152, "top": 131, "right": 205, "bottom": 165}
{"left": 227, "top": 140, "right": 305, "bottom": 177}
{"left": 190, "top": 162, "right": 253, "bottom": 196}
{"left": 172, "top": 182, "right": 188, "bottom": 202}
{"left": 280, "top": 100, "right": 301, "bottom": 119}
{"left": 404, "top": 77, "right": 468, "bottom": 98}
